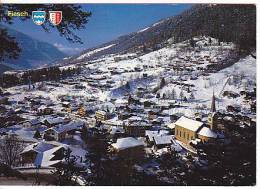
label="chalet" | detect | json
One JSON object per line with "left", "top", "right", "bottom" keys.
{"left": 43, "top": 117, "right": 65, "bottom": 128}
{"left": 110, "top": 137, "right": 145, "bottom": 159}
{"left": 38, "top": 105, "right": 54, "bottom": 115}
{"left": 43, "top": 121, "right": 84, "bottom": 141}
{"left": 22, "top": 119, "right": 41, "bottom": 128}
{"left": 62, "top": 101, "right": 70, "bottom": 108}
{"left": 226, "top": 105, "right": 241, "bottom": 113}
{"left": 153, "top": 135, "right": 175, "bottom": 150}
{"left": 20, "top": 141, "right": 65, "bottom": 167}
{"left": 78, "top": 105, "right": 86, "bottom": 117}
{"left": 95, "top": 110, "right": 108, "bottom": 121}
{"left": 118, "top": 111, "right": 131, "bottom": 120}
{"left": 124, "top": 121, "right": 152, "bottom": 137}
{"left": 223, "top": 91, "right": 239, "bottom": 98}
{"left": 147, "top": 109, "right": 160, "bottom": 120}
{"left": 128, "top": 95, "right": 141, "bottom": 105}
{"left": 109, "top": 126, "right": 126, "bottom": 140}
{"left": 145, "top": 130, "right": 169, "bottom": 145}
{"left": 127, "top": 104, "right": 144, "bottom": 113}
{"left": 167, "top": 122, "right": 175, "bottom": 133}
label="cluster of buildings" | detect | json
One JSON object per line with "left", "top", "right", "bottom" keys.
{"left": 0, "top": 36, "right": 256, "bottom": 179}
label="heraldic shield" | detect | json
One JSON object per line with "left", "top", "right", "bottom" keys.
{"left": 32, "top": 11, "right": 46, "bottom": 25}
{"left": 49, "top": 11, "right": 62, "bottom": 26}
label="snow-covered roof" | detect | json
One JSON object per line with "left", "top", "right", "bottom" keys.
{"left": 111, "top": 137, "right": 144, "bottom": 151}
{"left": 34, "top": 146, "right": 64, "bottom": 167}
{"left": 128, "top": 116, "right": 143, "bottom": 121}
{"left": 21, "top": 142, "right": 55, "bottom": 154}
{"left": 145, "top": 130, "right": 169, "bottom": 142}
{"left": 96, "top": 110, "right": 107, "bottom": 115}
{"left": 171, "top": 140, "right": 182, "bottom": 152}
{"left": 198, "top": 127, "right": 217, "bottom": 138}
{"left": 28, "top": 119, "right": 40, "bottom": 125}
{"left": 44, "top": 117, "right": 64, "bottom": 125}
{"left": 48, "top": 121, "right": 84, "bottom": 134}
{"left": 175, "top": 116, "right": 203, "bottom": 132}
{"left": 110, "top": 126, "right": 125, "bottom": 135}
{"left": 167, "top": 122, "right": 175, "bottom": 129}
{"left": 153, "top": 135, "right": 174, "bottom": 145}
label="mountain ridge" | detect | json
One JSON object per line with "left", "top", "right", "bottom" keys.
{"left": 60, "top": 4, "right": 255, "bottom": 65}
{"left": 0, "top": 26, "right": 66, "bottom": 70}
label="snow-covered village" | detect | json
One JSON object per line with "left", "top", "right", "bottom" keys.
{"left": 0, "top": 3, "right": 257, "bottom": 186}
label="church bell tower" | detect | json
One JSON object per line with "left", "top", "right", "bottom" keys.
{"left": 208, "top": 91, "right": 218, "bottom": 131}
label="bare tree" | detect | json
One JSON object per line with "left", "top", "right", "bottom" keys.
{"left": 0, "top": 135, "right": 24, "bottom": 167}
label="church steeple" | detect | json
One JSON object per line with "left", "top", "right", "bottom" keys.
{"left": 211, "top": 90, "right": 216, "bottom": 112}
{"left": 208, "top": 90, "right": 218, "bottom": 131}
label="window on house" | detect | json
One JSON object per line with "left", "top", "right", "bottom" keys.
{"left": 184, "top": 132, "right": 185, "bottom": 138}
{"left": 180, "top": 131, "right": 181, "bottom": 137}
{"left": 176, "top": 129, "right": 178, "bottom": 135}
{"left": 187, "top": 134, "right": 189, "bottom": 140}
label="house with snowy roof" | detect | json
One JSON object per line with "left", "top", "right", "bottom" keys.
{"left": 124, "top": 120, "right": 152, "bottom": 137}
{"left": 37, "top": 105, "right": 54, "bottom": 115}
{"left": 110, "top": 137, "right": 145, "bottom": 158}
{"left": 20, "top": 141, "right": 66, "bottom": 168}
{"left": 22, "top": 118, "right": 41, "bottom": 128}
{"left": 43, "top": 117, "right": 65, "bottom": 128}
{"left": 95, "top": 110, "right": 109, "bottom": 121}
{"left": 153, "top": 135, "right": 175, "bottom": 150}
{"left": 43, "top": 121, "right": 84, "bottom": 141}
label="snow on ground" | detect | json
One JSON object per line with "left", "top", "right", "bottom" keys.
{"left": 75, "top": 37, "right": 254, "bottom": 118}
{"left": 137, "top": 27, "right": 150, "bottom": 33}
{"left": 77, "top": 44, "right": 115, "bottom": 60}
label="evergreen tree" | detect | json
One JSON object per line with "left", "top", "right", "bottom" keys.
{"left": 51, "top": 148, "right": 83, "bottom": 185}
{"left": 190, "top": 38, "right": 196, "bottom": 47}
{"left": 33, "top": 130, "right": 41, "bottom": 139}
{"left": 159, "top": 78, "right": 166, "bottom": 89}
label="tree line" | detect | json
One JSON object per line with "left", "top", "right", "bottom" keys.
{"left": 0, "top": 66, "right": 81, "bottom": 88}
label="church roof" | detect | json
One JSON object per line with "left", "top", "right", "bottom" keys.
{"left": 175, "top": 116, "right": 203, "bottom": 132}
{"left": 198, "top": 127, "right": 217, "bottom": 138}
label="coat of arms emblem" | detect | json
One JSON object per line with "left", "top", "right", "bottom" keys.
{"left": 49, "top": 11, "right": 62, "bottom": 26}
{"left": 32, "top": 11, "right": 46, "bottom": 25}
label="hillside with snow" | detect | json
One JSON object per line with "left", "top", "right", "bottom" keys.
{"left": 59, "top": 4, "right": 255, "bottom": 66}
{"left": 6, "top": 36, "right": 255, "bottom": 123}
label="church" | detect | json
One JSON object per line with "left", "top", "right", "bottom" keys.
{"left": 174, "top": 93, "right": 221, "bottom": 145}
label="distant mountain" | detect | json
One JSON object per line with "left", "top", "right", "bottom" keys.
{"left": 0, "top": 26, "right": 66, "bottom": 69}
{"left": 62, "top": 4, "right": 255, "bottom": 65}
